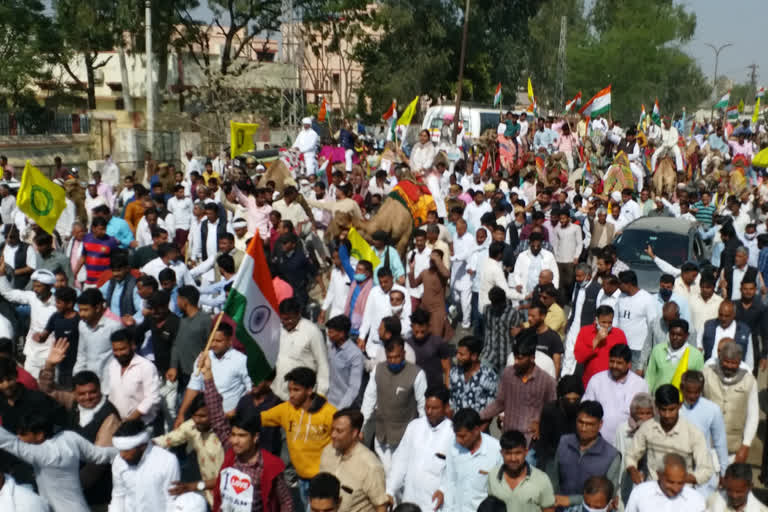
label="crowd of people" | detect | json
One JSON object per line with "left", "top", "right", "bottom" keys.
{"left": 0, "top": 108, "right": 766, "bottom": 512}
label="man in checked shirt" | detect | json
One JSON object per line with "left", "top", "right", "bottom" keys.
{"left": 200, "top": 352, "right": 294, "bottom": 512}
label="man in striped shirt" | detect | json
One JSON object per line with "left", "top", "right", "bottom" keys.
{"left": 75, "top": 217, "right": 120, "bottom": 286}
{"left": 691, "top": 191, "right": 716, "bottom": 228}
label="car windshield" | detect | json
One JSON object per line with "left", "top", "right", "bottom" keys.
{"left": 615, "top": 229, "right": 689, "bottom": 267}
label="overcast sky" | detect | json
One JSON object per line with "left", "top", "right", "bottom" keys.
{"left": 679, "top": 0, "right": 766, "bottom": 85}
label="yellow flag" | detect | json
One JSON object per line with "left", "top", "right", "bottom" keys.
{"left": 396, "top": 96, "right": 419, "bottom": 126}
{"left": 527, "top": 77, "right": 535, "bottom": 101}
{"left": 754, "top": 146, "right": 768, "bottom": 167}
{"left": 347, "top": 227, "right": 381, "bottom": 268}
{"left": 670, "top": 346, "right": 690, "bottom": 400}
{"left": 16, "top": 161, "right": 66, "bottom": 234}
{"left": 753, "top": 98, "right": 761, "bottom": 125}
{"left": 230, "top": 121, "right": 260, "bottom": 159}
{"left": 738, "top": 99, "right": 745, "bottom": 113}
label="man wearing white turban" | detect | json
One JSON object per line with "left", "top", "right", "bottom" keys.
{"left": 293, "top": 117, "right": 319, "bottom": 177}
{"left": 0, "top": 268, "right": 57, "bottom": 379}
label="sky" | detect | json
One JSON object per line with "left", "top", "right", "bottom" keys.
{"left": 678, "top": 0, "right": 766, "bottom": 86}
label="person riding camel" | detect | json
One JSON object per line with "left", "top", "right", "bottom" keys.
{"left": 652, "top": 117, "right": 683, "bottom": 173}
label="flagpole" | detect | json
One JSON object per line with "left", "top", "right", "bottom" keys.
{"left": 195, "top": 313, "right": 225, "bottom": 375}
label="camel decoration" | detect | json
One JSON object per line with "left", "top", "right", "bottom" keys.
{"left": 327, "top": 170, "right": 434, "bottom": 257}
{"left": 684, "top": 140, "right": 700, "bottom": 182}
{"left": 603, "top": 152, "right": 636, "bottom": 195}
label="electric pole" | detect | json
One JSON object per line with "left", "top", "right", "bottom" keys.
{"left": 555, "top": 16, "right": 567, "bottom": 111}
{"left": 748, "top": 62, "right": 759, "bottom": 98}
{"left": 452, "top": 0, "right": 470, "bottom": 139}
{"left": 145, "top": 0, "right": 154, "bottom": 154}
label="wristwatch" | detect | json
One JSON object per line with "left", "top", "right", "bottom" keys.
{"left": 196, "top": 481, "right": 206, "bottom": 492}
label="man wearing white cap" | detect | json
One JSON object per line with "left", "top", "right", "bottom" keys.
{"left": 0, "top": 268, "right": 56, "bottom": 379}
{"left": 293, "top": 117, "right": 319, "bottom": 177}
{"left": 110, "top": 419, "right": 207, "bottom": 512}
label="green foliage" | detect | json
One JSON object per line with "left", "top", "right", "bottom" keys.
{"left": 565, "top": 0, "right": 709, "bottom": 121}
{"left": 0, "top": 0, "right": 58, "bottom": 109}
{"left": 730, "top": 83, "right": 757, "bottom": 108}
{"left": 355, "top": 0, "right": 549, "bottom": 117}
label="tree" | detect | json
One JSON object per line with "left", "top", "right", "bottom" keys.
{"left": 355, "top": 0, "right": 547, "bottom": 119}
{"left": 0, "top": 0, "right": 58, "bottom": 109}
{"left": 566, "top": 0, "right": 709, "bottom": 121}
{"left": 299, "top": 0, "right": 371, "bottom": 117}
{"left": 53, "top": 0, "right": 121, "bottom": 109}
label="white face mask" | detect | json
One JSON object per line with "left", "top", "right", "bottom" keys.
{"left": 745, "top": 232, "right": 757, "bottom": 240}
{"left": 582, "top": 504, "right": 611, "bottom": 512}
{"left": 391, "top": 304, "right": 404, "bottom": 315}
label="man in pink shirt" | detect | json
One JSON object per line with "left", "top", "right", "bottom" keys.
{"left": 228, "top": 185, "right": 272, "bottom": 241}
{"left": 107, "top": 328, "right": 161, "bottom": 428}
{"left": 729, "top": 133, "right": 754, "bottom": 162}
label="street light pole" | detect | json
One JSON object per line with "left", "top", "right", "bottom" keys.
{"left": 452, "top": 0, "right": 471, "bottom": 139}
{"left": 146, "top": 0, "right": 155, "bottom": 154}
{"left": 706, "top": 42, "right": 733, "bottom": 121}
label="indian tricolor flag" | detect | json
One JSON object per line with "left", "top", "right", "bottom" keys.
{"left": 726, "top": 105, "right": 739, "bottom": 120}
{"left": 579, "top": 85, "right": 611, "bottom": 118}
{"left": 564, "top": 92, "right": 582, "bottom": 113}
{"left": 382, "top": 100, "right": 397, "bottom": 142}
{"left": 757, "top": 87, "right": 765, "bottom": 100}
{"left": 638, "top": 104, "right": 646, "bottom": 127}
{"left": 714, "top": 90, "right": 730, "bottom": 110}
{"left": 223, "top": 233, "right": 280, "bottom": 384}
{"left": 651, "top": 98, "right": 661, "bottom": 125}
{"left": 493, "top": 83, "right": 502, "bottom": 107}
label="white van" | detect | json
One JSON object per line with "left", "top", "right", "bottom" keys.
{"left": 421, "top": 105, "right": 505, "bottom": 143}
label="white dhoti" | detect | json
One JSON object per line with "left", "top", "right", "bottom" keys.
{"left": 303, "top": 151, "right": 318, "bottom": 176}
{"left": 629, "top": 162, "right": 644, "bottom": 191}
{"left": 652, "top": 145, "right": 683, "bottom": 172}
{"left": 344, "top": 149, "right": 354, "bottom": 171}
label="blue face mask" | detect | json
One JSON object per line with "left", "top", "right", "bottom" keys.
{"left": 388, "top": 361, "right": 406, "bottom": 373}
{"left": 659, "top": 288, "right": 672, "bottom": 302}
{"left": 354, "top": 273, "right": 368, "bottom": 282}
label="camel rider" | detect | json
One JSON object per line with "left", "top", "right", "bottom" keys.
{"left": 652, "top": 117, "right": 683, "bottom": 173}
{"left": 618, "top": 127, "right": 644, "bottom": 192}
{"left": 646, "top": 120, "right": 662, "bottom": 146}
{"left": 707, "top": 126, "right": 730, "bottom": 157}
{"left": 533, "top": 118, "right": 559, "bottom": 154}
{"left": 292, "top": 117, "right": 319, "bottom": 177}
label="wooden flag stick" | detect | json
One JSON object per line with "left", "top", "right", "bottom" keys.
{"left": 194, "top": 312, "right": 225, "bottom": 375}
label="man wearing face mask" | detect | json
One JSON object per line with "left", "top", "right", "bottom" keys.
{"left": 563, "top": 264, "right": 602, "bottom": 376}
{"left": 656, "top": 274, "right": 691, "bottom": 323}
{"left": 357, "top": 267, "right": 411, "bottom": 359}
{"left": 532, "top": 375, "right": 584, "bottom": 476}
{"left": 702, "top": 341, "right": 758, "bottom": 465}
{"left": 361, "top": 337, "right": 426, "bottom": 474}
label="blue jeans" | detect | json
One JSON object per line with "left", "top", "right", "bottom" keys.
{"left": 298, "top": 478, "right": 311, "bottom": 511}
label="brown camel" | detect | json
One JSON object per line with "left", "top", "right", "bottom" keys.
{"left": 651, "top": 157, "right": 677, "bottom": 198}
{"left": 327, "top": 197, "right": 415, "bottom": 257}
{"left": 63, "top": 179, "right": 87, "bottom": 225}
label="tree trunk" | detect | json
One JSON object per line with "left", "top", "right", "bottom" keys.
{"left": 85, "top": 54, "right": 97, "bottom": 110}
{"left": 221, "top": 29, "right": 234, "bottom": 75}
{"left": 118, "top": 44, "right": 134, "bottom": 112}
{"left": 157, "top": 44, "right": 168, "bottom": 91}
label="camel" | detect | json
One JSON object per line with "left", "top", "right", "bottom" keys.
{"left": 535, "top": 152, "right": 567, "bottom": 188}
{"left": 63, "top": 178, "right": 87, "bottom": 225}
{"left": 327, "top": 171, "right": 429, "bottom": 257}
{"left": 651, "top": 156, "right": 677, "bottom": 198}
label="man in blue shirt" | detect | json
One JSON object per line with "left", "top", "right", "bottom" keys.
{"left": 707, "top": 126, "right": 730, "bottom": 155}
{"left": 679, "top": 370, "right": 728, "bottom": 497}
{"left": 92, "top": 204, "right": 135, "bottom": 249}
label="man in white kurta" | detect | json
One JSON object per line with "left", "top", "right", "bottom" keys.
{"left": 386, "top": 392, "right": 454, "bottom": 511}
{"left": 652, "top": 118, "right": 683, "bottom": 172}
{"left": 293, "top": 117, "right": 319, "bottom": 177}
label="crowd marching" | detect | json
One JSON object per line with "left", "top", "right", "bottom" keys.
{"left": 0, "top": 105, "right": 768, "bottom": 512}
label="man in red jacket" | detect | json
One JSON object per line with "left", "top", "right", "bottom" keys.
{"left": 200, "top": 352, "right": 294, "bottom": 512}
{"left": 573, "top": 305, "right": 628, "bottom": 388}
